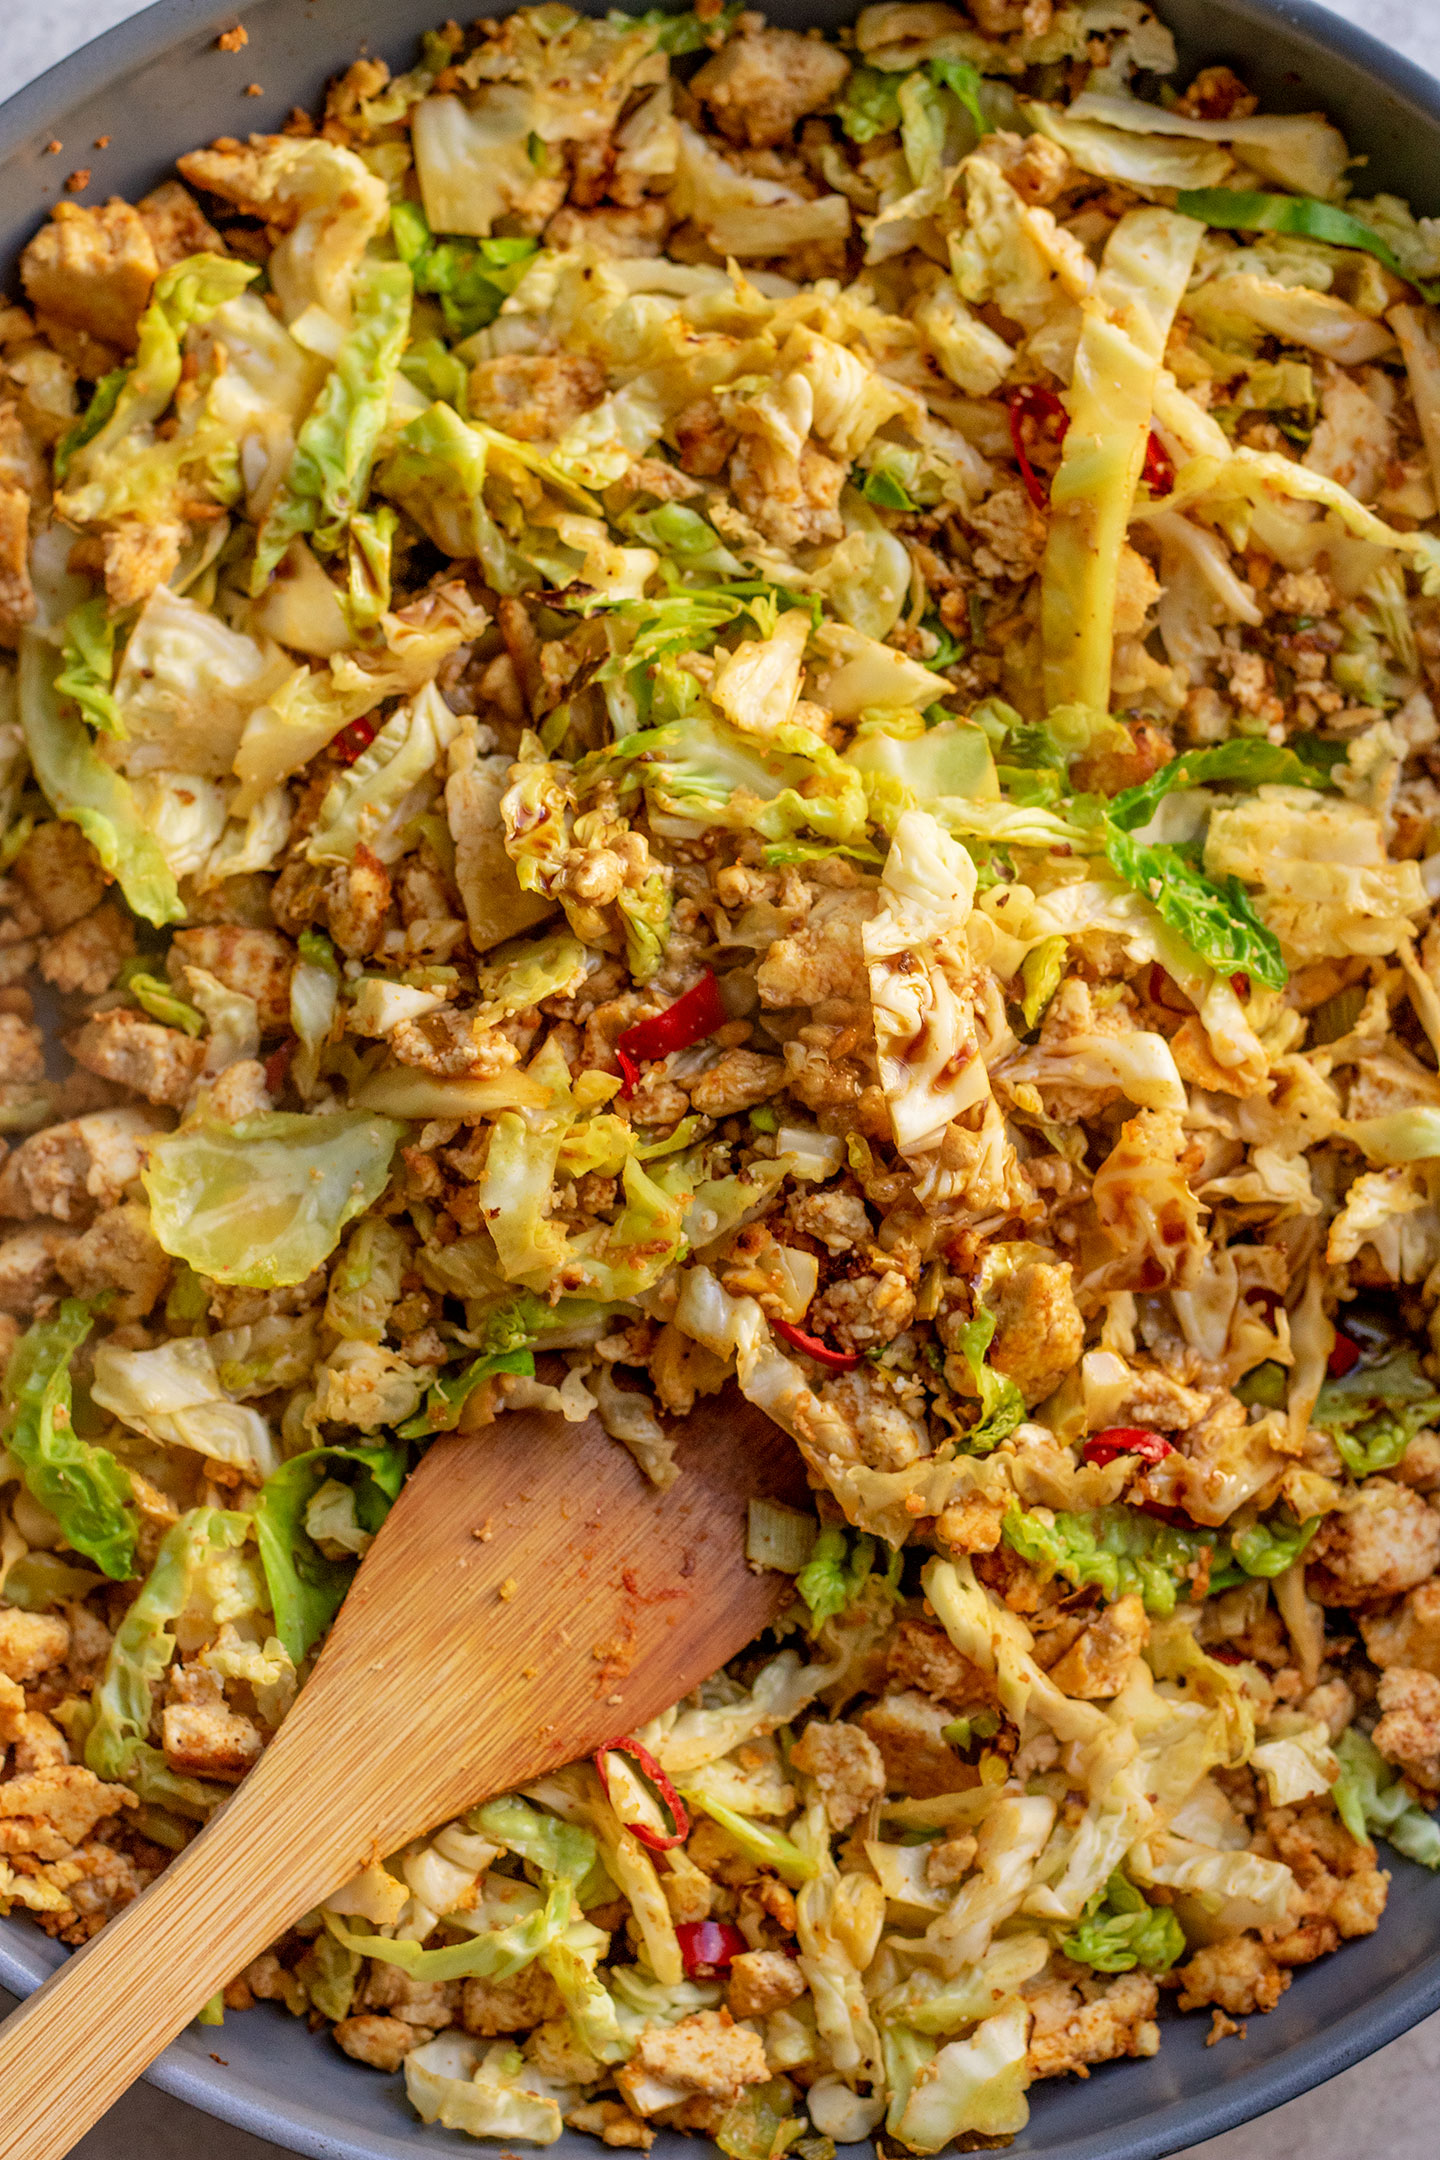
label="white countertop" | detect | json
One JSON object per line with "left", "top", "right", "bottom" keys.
{"left": 0, "top": 0, "right": 1437, "bottom": 2154}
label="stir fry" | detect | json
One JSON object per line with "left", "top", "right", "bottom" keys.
{"left": 1, "top": 0, "right": 1440, "bottom": 2149}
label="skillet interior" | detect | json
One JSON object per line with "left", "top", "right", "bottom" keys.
{"left": 0, "top": 1, "right": 1439, "bottom": 2153}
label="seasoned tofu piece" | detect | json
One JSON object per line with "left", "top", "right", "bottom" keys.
{"left": 790, "top": 1718, "right": 886, "bottom": 1829}
{"left": 859, "top": 1690, "right": 975, "bottom": 1798}
{"left": 1310, "top": 1479, "right": 1440, "bottom": 1604}
{"left": 1045, "top": 1596, "right": 1150, "bottom": 1699}
{"left": 692, "top": 29, "right": 851, "bottom": 149}
{"left": 161, "top": 1700, "right": 264, "bottom": 1783}
{"left": 135, "top": 180, "right": 226, "bottom": 270}
{"left": 56, "top": 1201, "right": 171, "bottom": 1321}
{"left": 468, "top": 353, "right": 607, "bottom": 445}
{"left": 13, "top": 820, "right": 108, "bottom": 934}
{"left": 40, "top": 901, "right": 136, "bottom": 996}
{"left": 169, "top": 925, "right": 295, "bottom": 1032}
{"left": 0, "top": 1106, "right": 160, "bottom": 1222}
{"left": 19, "top": 198, "right": 159, "bottom": 353}
{"left": 67, "top": 1008, "right": 207, "bottom": 1109}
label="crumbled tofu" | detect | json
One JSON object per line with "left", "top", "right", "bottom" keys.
{"left": 13, "top": 821, "right": 107, "bottom": 933}
{"left": 468, "top": 353, "right": 607, "bottom": 444}
{"left": 333, "top": 2014, "right": 420, "bottom": 2071}
{"left": 325, "top": 848, "right": 392, "bottom": 961}
{"left": 626, "top": 2009, "right": 770, "bottom": 2105}
{"left": 67, "top": 1008, "right": 207, "bottom": 1108}
{"left": 0, "top": 1106, "right": 159, "bottom": 1221}
{"left": 756, "top": 889, "right": 870, "bottom": 1012}
{"left": 362, "top": 1962, "right": 458, "bottom": 2029}
{"left": 1362, "top": 1580, "right": 1440, "bottom": 1678}
{"left": 971, "top": 1246, "right": 1085, "bottom": 1408}
{"left": 0, "top": 1609, "right": 70, "bottom": 1685}
{"left": 687, "top": 1049, "right": 788, "bottom": 1118}
{"left": 788, "top": 1186, "right": 872, "bottom": 1256}
{"left": 525, "top": 2015, "right": 606, "bottom": 2086}
{"left": 205, "top": 1059, "right": 273, "bottom": 1121}
{"left": 1373, "top": 1665, "right": 1440, "bottom": 1793}
{"left": 790, "top": 1718, "right": 886, "bottom": 1829}
{"left": 886, "top": 1620, "right": 992, "bottom": 1706}
{"left": 135, "top": 180, "right": 225, "bottom": 269}
{"left": 460, "top": 1964, "right": 564, "bottom": 2035}
{"left": 169, "top": 924, "right": 294, "bottom": 1031}
{"left": 0, "top": 1762, "right": 135, "bottom": 1860}
{"left": 0, "top": 1011, "right": 45, "bottom": 1085}
{"left": 1045, "top": 1595, "right": 1150, "bottom": 1699}
{"left": 1025, "top": 1968, "right": 1161, "bottom": 2080}
{"left": 925, "top": 1834, "right": 978, "bottom": 1887}
{"left": 1175, "top": 1934, "right": 1290, "bottom": 2016}
{"left": 39, "top": 900, "right": 135, "bottom": 996}
{"left": 1254, "top": 1798, "right": 1389, "bottom": 1952}
{"left": 729, "top": 431, "right": 846, "bottom": 551}
{"left": 56, "top": 1200, "right": 171, "bottom": 1321}
{"left": 725, "top": 1948, "right": 807, "bottom": 2019}
{"left": 858, "top": 1691, "right": 974, "bottom": 1799}
{"left": 161, "top": 1700, "right": 264, "bottom": 1782}
{"left": 0, "top": 1224, "right": 74, "bottom": 1315}
{"left": 692, "top": 29, "right": 850, "bottom": 150}
{"left": 19, "top": 198, "right": 158, "bottom": 352}
{"left": 566, "top": 2099, "right": 656, "bottom": 2149}
{"left": 1310, "top": 1480, "right": 1440, "bottom": 1604}
{"left": 102, "top": 516, "right": 186, "bottom": 609}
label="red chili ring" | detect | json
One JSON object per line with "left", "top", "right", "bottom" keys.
{"left": 771, "top": 1318, "right": 863, "bottom": 1371}
{"left": 263, "top": 1040, "right": 294, "bottom": 1095}
{"left": 1006, "top": 384, "right": 1070, "bottom": 511}
{"left": 1082, "top": 1426, "right": 1174, "bottom": 1468}
{"left": 614, "top": 973, "right": 727, "bottom": 1100}
{"left": 1142, "top": 431, "right": 1175, "bottom": 496}
{"left": 594, "top": 1736, "right": 690, "bottom": 1851}
{"left": 1327, "top": 1330, "right": 1361, "bottom": 1378}
{"left": 332, "top": 716, "right": 378, "bottom": 765}
{"left": 1147, "top": 963, "right": 1193, "bottom": 1016}
{"left": 675, "top": 1919, "right": 747, "bottom": 1975}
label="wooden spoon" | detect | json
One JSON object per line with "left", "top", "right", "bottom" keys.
{"left": 0, "top": 1386, "right": 810, "bottom": 2160}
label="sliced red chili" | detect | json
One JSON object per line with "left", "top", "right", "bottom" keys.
{"left": 263, "top": 1040, "right": 294, "bottom": 1095}
{"left": 1147, "top": 964, "right": 1193, "bottom": 1016}
{"left": 1230, "top": 973, "right": 1251, "bottom": 1002}
{"left": 615, "top": 973, "right": 727, "bottom": 1097}
{"left": 1006, "top": 384, "right": 1070, "bottom": 511}
{"left": 1142, "top": 430, "right": 1175, "bottom": 496}
{"left": 1328, "top": 1330, "right": 1361, "bottom": 1379}
{"left": 593, "top": 1736, "right": 690, "bottom": 1851}
{"left": 771, "top": 1318, "right": 863, "bottom": 1372}
{"left": 1208, "top": 1645, "right": 1246, "bottom": 1666}
{"left": 1082, "top": 1426, "right": 1175, "bottom": 1468}
{"left": 675, "top": 1919, "right": 747, "bottom": 1976}
{"left": 332, "top": 716, "right": 378, "bottom": 766}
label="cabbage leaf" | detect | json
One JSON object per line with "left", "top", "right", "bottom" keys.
{"left": 1042, "top": 207, "right": 1204, "bottom": 721}
{"left": 1311, "top": 1349, "right": 1440, "bottom": 1478}
{"left": 91, "top": 1337, "right": 279, "bottom": 1480}
{"left": 143, "top": 1111, "right": 405, "bottom": 1288}
{"left": 1334, "top": 1727, "right": 1440, "bottom": 1868}
{"left": 18, "top": 633, "right": 183, "bottom": 926}
{"left": 86, "top": 1506, "right": 256, "bottom": 1814}
{"left": 253, "top": 1441, "right": 406, "bottom": 1662}
{"left": 4, "top": 1300, "right": 138, "bottom": 1581}
{"left": 1059, "top": 1870, "right": 1185, "bottom": 1973}
{"left": 253, "top": 259, "right": 413, "bottom": 590}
